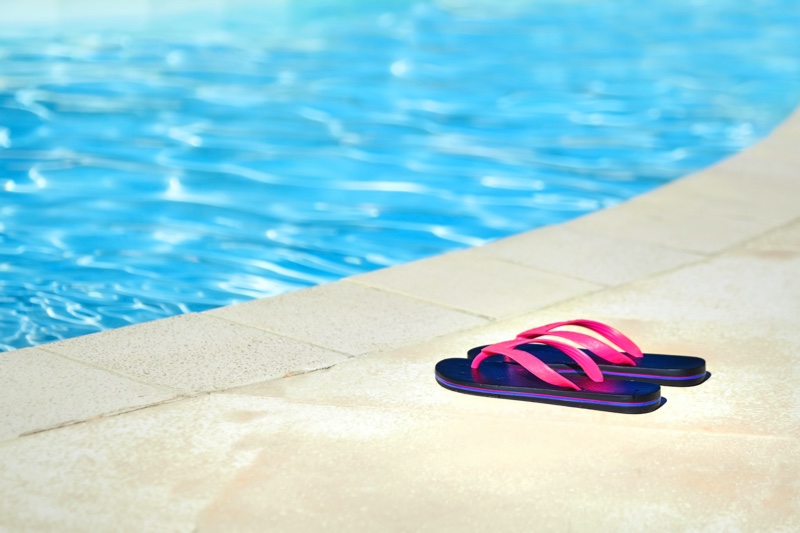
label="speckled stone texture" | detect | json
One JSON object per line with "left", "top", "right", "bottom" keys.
{"left": 44, "top": 313, "right": 350, "bottom": 393}
{"left": 350, "top": 250, "right": 602, "bottom": 317}
{"left": 206, "top": 281, "right": 489, "bottom": 355}
{"left": 0, "top": 348, "right": 174, "bottom": 441}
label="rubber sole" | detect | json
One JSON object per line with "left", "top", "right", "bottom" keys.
{"left": 436, "top": 358, "right": 663, "bottom": 414}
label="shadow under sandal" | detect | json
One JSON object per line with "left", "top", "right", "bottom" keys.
{"left": 436, "top": 338, "right": 662, "bottom": 414}
{"left": 467, "top": 319, "right": 708, "bottom": 387}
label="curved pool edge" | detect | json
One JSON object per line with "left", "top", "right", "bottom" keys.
{"left": 3, "top": 103, "right": 800, "bottom": 438}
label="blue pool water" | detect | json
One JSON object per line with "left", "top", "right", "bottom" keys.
{"left": 2, "top": 0, "right": 800, "bottom": 351}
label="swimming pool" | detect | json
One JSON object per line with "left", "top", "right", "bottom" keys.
{"left": 2, "top": 0, "right": 800, "bottom": 351}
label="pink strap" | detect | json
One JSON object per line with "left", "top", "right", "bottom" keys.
{"left": 471, "top": 336, "right": 606, "bottom": 391}
{"left": 472, "top": 342, "right": 580, "bottom": 391}
{"left": 526, "top": 338, "right": 605, "bottom": 382}
{"left": 516, "top": 330, "right": 635, "bottom": 366}
{"left": 519, "top": 319, "right": 644, "bottom": 359}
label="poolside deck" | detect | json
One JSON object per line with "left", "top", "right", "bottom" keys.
{"left": 1, "top": 106, "right": 799, "bottom": 530}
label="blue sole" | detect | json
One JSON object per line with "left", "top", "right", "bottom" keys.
{"left": 436, "top": 358, "right": 663, "bottom": 414}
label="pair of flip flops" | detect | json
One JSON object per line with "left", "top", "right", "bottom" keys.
{"left": 435, "top": 319, "right": 708, "bottom": 414}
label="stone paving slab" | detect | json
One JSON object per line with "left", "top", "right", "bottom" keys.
{"left": 207, "top": 281, "right": 488, "bottom": 355}
{"left": 565, "top": 192, "right": 772, "bottom": 254}
{"left": 44, "top": 313, "right": 350, "bottom": 394}
{"left": 350, "top": 249, "right": 602, "bottom": 318}
{"left": 646, "top": 166, "right": 800, "bottom": 226}
{"left": 743, "top": 133, "right": 800, "bottom": 167}
{"left": 469, "top": 224, "right": 703, "bottom": 286}
{"left": 192, "top": 409, "right": 798, "bottom": 533}
{"left": 743, "top": 218, "right": 800, "bottom": 253}
{"left": 0, "top": 348, "right": 175, "bottom": 441}
{"left": 712, "top": 151, "right": 800, "bottom": 204}
{"left": 0, "top": 394, "right": 796, "bottom": 532}
{"left": 538, "top": 237, "right": 800, "bottom": 328}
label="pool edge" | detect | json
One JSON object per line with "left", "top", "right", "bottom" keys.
{"left": 3, "top": 102, "right": 800, "bottom": 439}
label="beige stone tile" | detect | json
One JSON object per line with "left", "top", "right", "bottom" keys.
{"left": 206, "top": 281, "right": 488, "bottom": 356}
{"left": 538, "top": 252, "right": 800, "bottom": 327}
{"left": 0, "top": 396, "right": 244, "bottom": 532}
{"left": 350, "top": 249, "right": 602, "bottom": 318}
{"left": 711, "top": 150, "right": 800, "bottom": 195}
{"left": 775, "top": 118, "right": 800, "bottom": 138}
{"left": 641, "top": 166, "right": 800, "bottom": 227}
{"left": 197, "top": 412, "right": 798, "bottom": 533}
{"left": 472, "top": 224, "right": 702, "bottom": 286}
{"left": 45, "top": 313, "right": 348, "bottom": 394}
{"left": 740, "top": 131, "right": 800, "bottom": 167}
{"left": 0, "top": 348, "right": 175, "bottom": 441}
{"left": 196, "top": 421, "right": 798, "bottom": 533}
{"left": 227, "top": 322, "right": 541, "bottom": 415}
{"left": 565, "top": 193, "right": 770, "bottom": 254}
{"left": 743, "top": 218, "right": 800, "bottom": 253}
{"left": 0, "top": 394, "right": 795, "bottom": 532}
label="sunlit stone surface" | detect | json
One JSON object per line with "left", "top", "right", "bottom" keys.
{"left": 1, "top": 0, "right": 800, "bottom": 349}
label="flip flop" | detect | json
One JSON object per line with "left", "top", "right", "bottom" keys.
{"left": 436, "top": 338, "right": 662, "bottom": 414}
{"left": 467, "top": 319, "right": 708, "bottom": 387}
